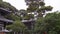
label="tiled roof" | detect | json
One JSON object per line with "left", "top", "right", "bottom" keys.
{"left": 0, "top": 7, "right": 12, "bottom": 13}
{"left": 0, "top": 15, "right": 13, "bottom": 23}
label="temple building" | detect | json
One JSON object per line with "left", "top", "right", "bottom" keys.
{"left": 0, "top": 7, "right": 13, "bottom": 34}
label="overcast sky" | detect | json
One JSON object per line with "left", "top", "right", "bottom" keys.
{"left": 3, "top": 0, "right": 60, "bottom": 12}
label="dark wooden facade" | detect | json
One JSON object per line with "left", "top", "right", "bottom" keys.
{"left": 0, "top": 7, "right": 13, "bottom": 34}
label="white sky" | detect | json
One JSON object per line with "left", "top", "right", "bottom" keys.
{"left": 3, "top": 0, "right": 60, "bottom": 12}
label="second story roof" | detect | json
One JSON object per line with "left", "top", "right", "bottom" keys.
{"left": 0, "top": 15, "right": 13, "bottom": 23}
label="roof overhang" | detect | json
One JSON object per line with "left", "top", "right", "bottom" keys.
{"left": 0, "top": 7, "right": 12, "bottom": 14}
{"left": 21, "top": 19, "right": 35, "bottom": 23}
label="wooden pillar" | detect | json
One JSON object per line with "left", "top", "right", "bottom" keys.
{"left": 0, "top": 32, "right": 6, "bottom": 34}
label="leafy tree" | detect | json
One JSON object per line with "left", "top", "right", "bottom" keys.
{"left": 20, "top": 0, "right": 53, "bottom": 34}
{"left": 0, "top": 0, "right": 18, "bottom": 12}
{"left": 45, "top": 12, "right": 60, "bottom": 34}
{"left": 6, "top": 14, "right": 28, "bottom": 34}
{"left": 35, "top": 12, "right": 60, "bottom": 34}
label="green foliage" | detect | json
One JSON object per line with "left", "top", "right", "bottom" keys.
{"left": 0, "top": 0, "right": 18, "bottom": 12}
{"left": 0, "top": 0, "right": 2, "bottom": 1}
{"left": 35, "top": 12, "right": 60, "bottom": 34}
{"left": 7, "top": 20, "right": 26, "bottom": 32}
{"left": 0, "top": 0, "right": 54, "bottom": 34}
{"left": 38, "top": 6, "right": 53, "bottom": 12}
{"left": 45, "top": 6, "right": 53, "bottom": 11}
{"left": 6, "top": 14, "right": 27, "bottom": 32}
{"left": 45, "top": 12, "right": 60, "bottom": 33}
{"left": 23, "top": 14, "right": 34, "bottom": 20}
{"left": 39, "top": 2, "right": 45, "bottom": 6}
{"left": 34, "top": 18, "right": 47, "bottom": 33}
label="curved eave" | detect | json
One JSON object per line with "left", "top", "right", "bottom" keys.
{"left": 0, "top": 7, "right": 12, "bottom": 13}
{"left": 0, "top": 18, "right": 13, "bottom": 23}
{"left": 0, "top": 16, "right": 13, "bottom": 24}
{"left": 21, "top": 19, "right": 35, "bottom": 23}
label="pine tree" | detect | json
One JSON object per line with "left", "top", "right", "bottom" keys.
{"left": 19, "top": 0, "right": 53, "bottom": 34}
